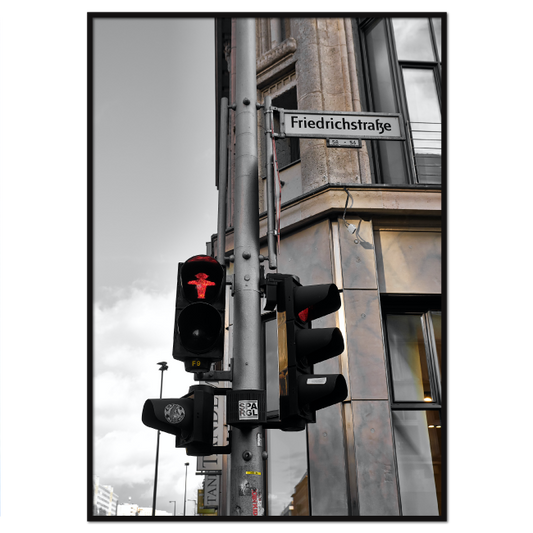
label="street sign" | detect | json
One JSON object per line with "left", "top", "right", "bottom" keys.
{"left": 326, "top": 138, "right": 362, "bottom": 148}
{"left": 280, "top": 109, "right": 404, "bottom": 140}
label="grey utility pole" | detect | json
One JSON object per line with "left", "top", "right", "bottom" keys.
{"left": 229, "top": 17, "right": 265, "bottom": 516}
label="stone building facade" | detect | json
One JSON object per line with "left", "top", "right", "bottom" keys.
{"left": 213, "top": 16, "right": 444, "bottom": 517}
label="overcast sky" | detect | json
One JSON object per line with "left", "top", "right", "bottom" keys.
{"left": 93, "top": 16, "right": 218, "bottom": 514}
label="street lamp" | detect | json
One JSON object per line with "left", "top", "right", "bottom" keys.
{"left": 151, "top": 361, "right": 168, "bottom": 516}
{"left": 187, "top": 499, "right": 197, "bottom": 516}
{"left": 169, "top": 500, "right": 176, "bottom": 516}
{"left": 183, "top": 462, "right": 190, "bottom": 516}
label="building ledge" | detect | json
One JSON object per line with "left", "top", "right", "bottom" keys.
{"left": 261, "top": 184, "right": 442, "bottom": 239}
{"left": 218, "top": 185, "right": 441, "bottom": 254}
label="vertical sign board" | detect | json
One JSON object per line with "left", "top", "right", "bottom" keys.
{"left": 204, "top": 475, "right": 220, "bottom": 509}
{"left": 197, "top": 391, "right": 224, "bottom": 471}
{"left": 198, "top": 489, "right": 217, "bottom": 515}
{"left": 280, "top": 110, "right": 404, "bottom": 140}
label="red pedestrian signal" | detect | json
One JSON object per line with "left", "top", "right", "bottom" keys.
{"left": 172, "top": 255, "right": 226, "bottom": 372}
{"left": 188, "top": 273, "right": 215, "bottom": 299}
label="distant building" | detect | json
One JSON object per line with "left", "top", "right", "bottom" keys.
{"left": 93, "top": 476, "right": 119, "bottom": 516}
{"left": 116, "top": 503, "right": 172, "bottom": 517}
{"left": 117, "top": 503, "right": 139, "bottom": 516}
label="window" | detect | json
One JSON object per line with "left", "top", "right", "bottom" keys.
{"left": 382, "top": 296, "right": 443, "bottom": 516}
{"left": 262, "top": 313, "right": 310, "bottom": 516}
{"left": 272, "top": 86, "right": 300, "bottom": 170}
{"left": 359, "top": 17, "right": 443, "bottom": 185}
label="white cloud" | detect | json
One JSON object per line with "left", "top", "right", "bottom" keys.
{"left": 93, "top": 285, "right": 196, "bottom": 508}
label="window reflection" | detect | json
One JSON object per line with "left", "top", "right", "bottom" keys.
{"left": 364, "top": 17, "right": 442, "bottom": 184}
{"left": 365, "top": 19, "right": 409, "bottom": 184}
{"left": 386, "top": 314, "right": 432, "bottom": 402}
{"left": 432, "top": 18, "right": 442, "bottom": 61}
{"left": 392, "top": 410, "right": 441, "bottom": 515}
{"left": 267, "top": 429, "right": 309, "bottom": 515}
{"left": 403, "top": 68, "right": 441, "bottom": 154}
{"left": 402, "top": 67, "right": 441, "bottom": 184}
{"left": 430, "top": 312, "right": 441, "bottom": 378}
{"left": 265, "top": 318, "right": 279, "bottom": 414}
{"left": 392, "top": 18, "right": 435, "bottom": 61}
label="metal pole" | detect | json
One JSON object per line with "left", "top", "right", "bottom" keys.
{"left": 183, "top": 462, "right": 189, "bottom": 516}
{"left": 216, "top": 96, "right": 229, "bottom": 265}
{"left": 151, "top": 362, "right": 168, "bottom": 516}
{"left": 264, "top": 95, "right": 277, "bottom": 270}
{"left": 229, "top": 17, "right": 265, "bottom": 516}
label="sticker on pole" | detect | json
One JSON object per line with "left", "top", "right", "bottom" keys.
{"left": 238, "top": 400, "right": 259, "bottom": 420}
{"left": 164, "top": 403, "right": 186, "bottom": 424}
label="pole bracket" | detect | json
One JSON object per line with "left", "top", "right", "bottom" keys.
{"left": 193, "top": 358, "right": 234, "bottom": 382}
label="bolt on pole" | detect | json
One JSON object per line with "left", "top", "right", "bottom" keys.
{"left": 229, "top": 17, "right": 265, "bottom": 516}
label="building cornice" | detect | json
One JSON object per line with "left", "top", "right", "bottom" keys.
{"left": 218, "top": 185, "right": 442, "bottom": 254}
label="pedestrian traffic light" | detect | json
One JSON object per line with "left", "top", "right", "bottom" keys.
{"left": 266, "top": 273, "right": 348, "bottom": 431}
{"left": 172, "top": 255, "right": 226, "bottom": 372}
{"left": 142, "top": 385, "right": 230, "bottom": 456}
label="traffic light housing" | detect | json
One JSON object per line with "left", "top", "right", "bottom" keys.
{"left": 142, "top": 385, "right": 230, "bottom": 456}
{"left": 172, "top": 255, "right": 226, "bottom": 372}
{"left": 267, "top": 273, "right": 348, "bottom": 431}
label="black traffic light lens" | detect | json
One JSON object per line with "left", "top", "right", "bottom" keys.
{"left": 178, "top": 302, "right": 223, "bottom": 353}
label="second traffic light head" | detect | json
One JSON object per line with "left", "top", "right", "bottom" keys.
{"left": 142, "top": 385, "right": 228, "bottom": 456}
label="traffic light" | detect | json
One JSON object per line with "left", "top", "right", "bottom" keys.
{"left": 172, "top": 255, "right": 226, "bottom": 372}
{"left": 142, "top": 385, "right": 230, "bottom": 456}
{"left": 266, "top": 273, "right": 348, "bottom": 431}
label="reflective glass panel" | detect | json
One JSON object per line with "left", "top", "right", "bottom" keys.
{"left": 265, "top": 318, "right": 279, "bottom": 414}
{"left": 432, "top": 18, "right": 442, "bottom": 62}
{"left": 267, "top": 430, "right": 309, "bottom": 515}
{"left": 392, "top": 18, "right": 435, "bottom": 61}
{"left": 387, "top": 314, "right": 432, "bottom": 402}
{"left": 392, "top": 410, "right": 442, "bottom": 515}
{"left": 365, "top": 20, "right": 409, "bottom": 184}
{"left": 430, "top": 312, "right": 442, "bottom": 378}
{"left": 403, "top": 68, "right": 441, "bottom": 155}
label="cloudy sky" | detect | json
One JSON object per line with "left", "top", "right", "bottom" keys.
{"left": 92, "top": 16, "right": 218, "bottom": 514}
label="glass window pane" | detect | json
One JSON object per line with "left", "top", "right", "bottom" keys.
{"left": 402, "top": 68, "right": 441, "bottom": 184}
{"left": 365, "top": 19, "right": 398, "bottom": 112}
{"left": 392, "top": 18, "right": 435, "bottom": 61}
{"left": 430, "top": 312, "right": 442, "bottom": 378}
{"left": 265, "top": 318, "right": 279, "bottom": 414}
{"left": 432, "top": 18, "right": 442, "bottom": 62}
{"left": 365, "top": 20, "right": 409, "bottom": 184}
{"left": 392, "top": 410, "right": 442, "bottom": 515}
{"left": 267, "top": 430, "right": 309, "bottom": 516}
{"left": 403, "top": 68, "right": 441, "bottom": 155}
{"left": 386, "top": 314, "right": 432, "bottom": 402}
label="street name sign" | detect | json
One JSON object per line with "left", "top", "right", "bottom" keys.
{"left": 279, "top": 109, "right": 404, "bottom": 141}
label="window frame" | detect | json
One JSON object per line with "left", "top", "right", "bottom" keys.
{"left": 356, "top": 16, "right": 444, "bottom": 185}
{"left": 381, "top": 294, "right": 442, "bottom": 411}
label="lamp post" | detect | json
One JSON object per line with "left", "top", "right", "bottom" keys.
{"left": 169, "top": 500, "right": 176, "bottom": 516}
{"left": 151, "top": 361, "right": 168, "bottom": 516}
{"left": 183, "top": 462, "right": 190, "bottom": 516}
{"left": 187, "top": 499, "right": 197, "bottom": 516}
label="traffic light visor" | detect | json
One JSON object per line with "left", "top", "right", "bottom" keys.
{"left": 298, "top": 374, "right": 348, "bottom": 412}
{"left": 295, "top": 327, "right": 345, "bottom": 366}
{"left": 294, "top": 284, "right": 341, "bottom": 322}
{"left": 142, "top": 398, "right": 194, "bottom": 435}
